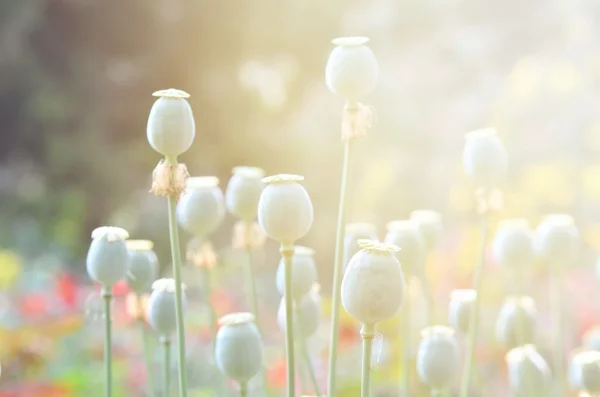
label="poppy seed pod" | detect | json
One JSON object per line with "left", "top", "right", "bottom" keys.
{"left": 86, "top": 226, "right": 130, "bottom": 286}
{"left": 343, "top": 222, "right": 378, "bottom": 269}
{"left": 492, "top": 219, "right": 535, "bottom": 268}
{"left": 572, "top": 351, "right": 600, "bottom": 394}
{"left": 506, "top": 345, "right": 551, "bottom": 396}
{"left": 215, "top": 312, "right": 264, "bottom": 384}
{"left": 416, "top": 326, "right": 461, "bottom": 390}
{"left": 257, "top": 174, "right": 313, "bottom": 244}
{"left": 146, "top": 89, "right": 195, "bottom": 157}
{"left": 462, "top": 128, "right": 508, "bottom": 187}
{"left": 225, "top": 166, "right": 265, "bottom": 221}
{"left": 410, "top": 210, "right": 442, "bottom": 252}
{"left": 448, "top": 289, "right": 477, "bottom": 334}
{"left": 325, "top": 37, "right": 378, "bottom": 102}
{"left": 126, "top": 240, "right": 159, "bottom": 293}
{"left": 276, "top": 246, "right": 318, "bottom": 300}
{"left": 177, "top": 177, "right": 225, "bottom": 239}
{"left": 147, "top": 278, "right": 188, "bottom": 336}
{"left": 277, "top": 288, "right": 322, "bottom": 338}
{"left": 341, "top": 240, "right": 405, "bottom": 325}
{"left": 495, "top": 296, "right": 537, "bottom": 349}
{"left": 384, "top": 220, "right": 425, "bottom": 275}
{"left": 535, "top": 214, "right": 579, "bottom": 266}
{"left": 583, "top": 327, "right": 600, "bottom": 351}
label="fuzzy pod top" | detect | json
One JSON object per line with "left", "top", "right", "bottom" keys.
{"left": 495, "top": 296, "right": 537, "bottom": 349}
{"left": 146, "top": 89, "right": 195, "bottom": 157}
{"left": 86, "top": 226, "right": 130, "bottom": 287}
{"left": 275, "top": 246, "right": 318, "bottom": 300}
{"left": 257, "top": 174, "right": 313, "bottom": 243}
{"left": 341, "top": 240, "right": 405, "bottom": 325}
{"left": 126, "top": 240, "right": 159, "bottom": 293}
{"left": 492, "top": 219, "right": 535, "bottom": 269}
{"left": 535, "top": 214, "right": 579, "bottom": 266}
{"left": 462, "top": 128, "right": 508, "bottom": 187}
{"left": 416, "top": 326, "right": 461, "bottom": 390}
{"left": 215, "top": 312, "right": 264, "bottom": 384}
{"left": 177, "top": 177, "right": 225, "bottom": 239}
{"left": 506, "top": 345, "right": 551, "bottom": 396}
{"left": 343, "top": 222, "right": 378, "bottom": 270}
{"left": 325, "top": 37, "right": 378, "bottom": 102}
{"left": 448, "top": 289, "right": 476, "bottom": 334}
{"left": 147, "top": 278, "right": 188, "bottom": 336}
{"left": 410, "top": 210, "right": 442, "bottom": 252}
{"left": 225, "top": 166, "right": 265, "bottom": 221}
{"left": 385, "top": 220, "right": 425, "bottom": 275}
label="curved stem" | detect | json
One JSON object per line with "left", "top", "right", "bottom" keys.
{"left": 162, "top": 338, "right": 171, "bottom": 397}
{"left": 551, "top": 264, "right": 566, "bottom": 396}
{"left": 401, "top": 282, "right": 411, "bottom": 396}
{"left": 102, "top": 287, "right": 113, "bottom": 397}
{"left": 165, "top": 155, "right": 188, "bottom": 397}
{"left": 361, "top": 323, "right": 376, "bottom": 397}
{"left": 296, "top": 312, "right": 321, "bottom": 397}
{"left": 138, "top": 314, "right": 156, "bottom": 397}
{"left": 327, "top": 139, "right": 353, "bottom": 397}
{"left": 459, "top": 214, "right": 489, "bottom": 397}
{"left": 281, "top": 243, "right": 296, "bottom": 397}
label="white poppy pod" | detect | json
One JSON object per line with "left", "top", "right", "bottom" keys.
{"left": 410, "top": 210, "right": 442, "bottom": 252}
{"left": 462, "top": 128, "right": 508, "bottom": 187}
{"left": 448, "top": 289, "right": 477, "bottom": 334}
{"left": 343, "top": 222, "right": 378, "bottom": 270}
{"left": 535, "top": 214, "right": 579, "bottom": 266}
{"left": 275, "top": 246, "right": 318, "bottom": 300}
{"left": 416, "top": 326, "right": 461, "bottom": 390}
{"left": 177, "top": 177, "right": 225, "bottom": 239}
{"left": 572, "top": 351, "right": 600, "bottom": 394}
{"left": 147, "top": 89, "right": 195, "bottom": 157}
{"left": 492, "top": 219, "right": 535, "bottom": 268}
{"left": 385, "top": 220, "right": 425, "bottom": 274}
{"left": 86, "top": 226, "right": 130, "bottom": 286}
{"left": 258, "top": 174, "right": 313, "bottom": 243}
{"left": 341, "top": 240, "right": 405, "bottom": 325}
{"left": 506, "top": 344, "right": 552, "bottom": 396}
{"left": 495, "top": 296, "right": 537, "bottom": 349}
{"left": 325, "top": 37, "right": 379, "bottom": 101}
{"left": 225, "top": 166, "right": 265, "bottom": 221}
{"left": 277, "top": 289, "right": 321, "bottom": 339}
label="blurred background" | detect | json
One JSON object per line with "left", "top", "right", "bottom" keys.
{"left": 2, "top": 0, "right": 600, "bottom": 395}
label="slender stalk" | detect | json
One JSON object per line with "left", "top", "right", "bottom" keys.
{"left": 459, "top": 214, "right": 489, "bottom": 397}
{"left": 281, "top": 243, "right": 296, "bottom": 397}
{"left": 138, "top": 314, "right": 157, "bottom": 397}
{"left": 361, "top": 323, "right": 376, "bottom": 397}
{"left": 102, "top": 287, "right": 113, "bottom": 397}
{"left": 419, "top": 255, "right": 435, "bottom": 325}
{"left": 296, "top": 314, "right": 321, "bottom": 397}
{"left": 327, "top": 139, "right": 353, "bottom": 397}
{"left": 165, "top": 155, "right": 188, "bottom": 397}
{"left": 551, "top": 263, "right": 566, "bottom": 396}
{"left": 162, "top": 337, "right": 171, "bottom": 397}
{"left": 240, "top": 382, "right": 248, "bottom": 397}
{"left": 297, "top": 344, "right": 309, "bottom": 394}
{"left": 201, "top": 267, "right": 218, "bottom": 349}
{"left": 401, "top": 279, "right": 412, "bottom": 396}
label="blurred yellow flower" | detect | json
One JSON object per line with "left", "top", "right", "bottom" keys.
{"left": 0, "top": 250, "right": 22, "bottom": 289}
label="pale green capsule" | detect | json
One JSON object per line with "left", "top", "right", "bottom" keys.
{"left": 275, "top": 246, "right": 317, "bottom": 300}
{"left": 535, "top": 214, "right": 579, "bottom": 266}
{"left": 147, "top": 279, "right": 187, "bottom": 336}
{"left": 495, "top": 296, "right": 537, "bottom": 349}
{"left": 385, "top": 220, "right": 425, "bottom": 275}
{"left": 410, "top": 210, "right": 442, "bottom": 252}
{"left": 126, "top": 240, "right": 159, "bottom": 293}
{"left": 277, "top": 291, "right": 321, "bottom": 339}
{"left": 448, "top": 289, "right": 476, "bottom": 334}
{"left": 86, "top": 226, "right": 130, "bottom": 286}
{"left": 506, "top": 345, "right": 551, "bottom": 396}
{"left": 493, "top": 219, "right": 535, "bottom": 268}
{"left": 417, "top": 326, "right": 460, "bottom": 390}
{"left": 343, "top": 222, "right": 378, "bottom": 270}
{"left": 177, "top": 177, "right": 225, "bottom": 239}
{"left": 225, "top": 166, "right": 265, "bottom": 221}
{"left": 462, "top": 128, "right": 508, "bottom": 187}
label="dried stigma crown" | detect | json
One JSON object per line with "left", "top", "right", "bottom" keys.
{"left": 357, "top": 239, "right": 400, "bottom": 253}
{"left": 126, "top": 240, "right": 154, "bottom": 251}
{"left": 262, "top": 174, "right": 304, "bottom": 184}
{"left": 152, "top": 278, "right": 186, "bottom": 293}
{"left": 332, "top": 37, "right": 370, "bottom": 46}
{"left": 451, "top": 289, "right": 477, "bottom": 301}
{"left": 152, "top": 88, "right": 190, "bottom": 99}
{"left": 91, "top": 226, "right": 129, "bottom": 241}
{"left": 186, "top": 176, "right": 220, "bottom": 189}
{"left": 232, "top": 166, "right": 265, "bottom": 178}
{"left": 421, "top": 325, "right": 455, "bottom": 338}
{"left": 465, "top": 127, "right": 497, "bottom": 140}
{"left": 218, "top": 312, "right": 255, "bottom": 326}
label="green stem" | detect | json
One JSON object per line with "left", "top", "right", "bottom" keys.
{"left": 551, "top": 264, "right": 566, "bottom": 396}
{"left": 162, "top": 338, "right": 171, "bottom": 397}
{"left": 240, "top": 382, "right": 248, "bottom": 397}
{"left": 401, "top": 281, "right": 411, "bottom": 396}
{"left": 138, "top": 315, "right": 157, "bottom": 397}
{"left": 281, "top": 243, "right": 296, "bottom": 397}
{"left": 243, "top": 231, "right": 270, "bottom": 395}
{"left": 102, "top": 287, "right": 113, "bottom": 397}
{"left": 165, "top": 155, "right": 188, "bottom": 397}
{"left": 327, "top": 139, "right": 353, "bottom": 397}
{"left": 361, "top": 323, "right": 375, "bottom": 397}
{"left": 297, "top": 319, "right": 321, "bottom": 396}
{"left": 459, "top": 214, "right": 489, "bottom": 397}
{"left": 419, "top": 255, "right": 434, "bottom": 326}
